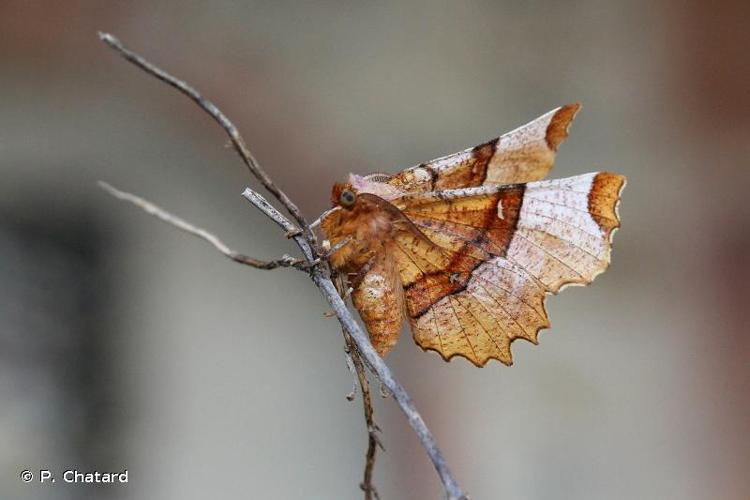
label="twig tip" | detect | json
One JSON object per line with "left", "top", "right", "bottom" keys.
{"left": 98, "top": 32, "right": 116, "bottom": 43}
{"left": 97, "top": 180, "right": 119, "bottom": 196}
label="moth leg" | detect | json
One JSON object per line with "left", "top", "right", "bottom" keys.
{"left": 284, "top": 228, "right": 303, "bottom": 238}
{"left": 310, "top": 207, "right": 339, "bottom": 231}
{"left": 309, "top": 217, "right": 322, "bottom": 231}
{"left": 321, "top": 236, "right": 352, "bottom": 262}
{"left": 290, "top": 238, "right": 353, "bottom": 271}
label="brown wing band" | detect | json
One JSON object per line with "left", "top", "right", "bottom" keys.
{"left": 432, "top": 138, "right": 499, "bottom": 191}
{"left": 545, "top": 103, "right": 581, "bottom": 151}
{"left": 589, "top": 172, "right": 625, "bottom": 232}
{"left": 405, "top": 184, "right": 526, "bottom": 318}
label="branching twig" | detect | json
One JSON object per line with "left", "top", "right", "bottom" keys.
{"left": 99, "top": 33, "right": 467, "bottom": 500}
{"left": 98, "top": 32, "right": 316, "bottom": 245}
{"left": 98, "top": 182, "right": 304, "bottom": 270}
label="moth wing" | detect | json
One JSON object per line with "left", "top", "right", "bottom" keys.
{"left": 386, "top": 104, "right": 581, "bottom": 194}
{"left": 390, "top": 172, "right": 625, "bottom": 366}
{"left": 350, "top": 250, "right": 406, "bottom": 357}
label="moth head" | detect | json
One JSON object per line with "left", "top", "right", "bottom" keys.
{"left": 331, "top": 182, "right": 358, "bottom": 209}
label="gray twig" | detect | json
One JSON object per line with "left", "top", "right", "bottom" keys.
{"left": 348, "top": 340, "right": 382, "bottom": 500}
{"left": 334, "top": 273, "right": 381, "bottom": 499}
{"left": 100, "top": 33, "right": 467, "bottom": 500}
{"left": 98, "top": 32, "right": 315, "bottom": 245}
{"left": 344, "top": 346, "right": 360, "bottom": 402}
{"left": 98, "top": 182, "right": 304, "bottom": 271}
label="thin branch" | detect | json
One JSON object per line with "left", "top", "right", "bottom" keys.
{"left": 350, "top": 343, "right": 382, "bottom": 500}
{"left": 334, "top": 274, "right": 381, "bottom": 500}
{"left": 98, "top": 181, "right": 304, "bottom": 271}
{"left": 241, "top": 188, "right": 315, "bottom": 260}
{"left": 98, "top": 32, "right": 316, "bottom": 246}
{"left": 343, "top": 348, "right": 360, "bottom": 402}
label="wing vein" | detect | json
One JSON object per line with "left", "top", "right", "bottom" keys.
{"left": 459, "top": 295, "right": 505, "bottom": 357}
{"left": 524, "top": 195, "right": 619, "bottom": 223}
{"left": 394, "top": 239, "right": 447, "bottom": 353}
{"left": 516, "top": 226, "right": 605, "bottom": 264}
{"left": 522, "top": 208, "right": 608, "bottom": 241}
{"left": 474, "top": 280, "right": 535, "bottom": 341}
{"left": 508, "top": 231, "right": 586, "bottom": 281}
{"left": 447, "top": 295, "right": 479, "bottom": 361}
{"left": 471, "top": 271, "right": 548, "bottom": 324}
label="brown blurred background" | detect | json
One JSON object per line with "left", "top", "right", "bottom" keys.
{"left": 1, "top": 1, "right": 748, "bottom": 499}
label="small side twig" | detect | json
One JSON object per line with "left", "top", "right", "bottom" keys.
{"left": 98, "top": 181, "right": 304, "bottom": 270}
{"left": 343, "top": 348, "right": 359, "bottom": 402}
{"left": 349, "top": 342, "right": 383, "bottom": 500}
{"left": 334, "top": 274, "right": 382, "bottom": 499}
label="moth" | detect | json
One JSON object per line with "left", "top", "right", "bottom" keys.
{"left": 320, "top": 104, "right": 625, "bottom": 366}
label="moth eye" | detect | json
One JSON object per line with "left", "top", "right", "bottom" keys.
{"left": 339, "top": 190, "right": 356, "bottom": 207}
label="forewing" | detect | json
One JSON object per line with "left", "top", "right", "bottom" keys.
{"left": 386, "top": 104, "right": 580, "bottom": 194}
{"left": 391, "top": 172, "right": 625, "bottom": 366}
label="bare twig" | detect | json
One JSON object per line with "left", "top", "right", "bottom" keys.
{"left": 98, "top": 32, "right": 316, "bottom": 246}
{"left": 343, "top": 349, "right": 359, "bottom": 402}
{"left": 335, "top": 274, "right": 381, "bottom": 499}
{"left": 349, "top": 341, "right": 382, "bottom": 500}
{"left": 100, "top": 33, "right": 467, "bottom": 500}
{"left": 98, "top": 182, "right": 304, "bottom": 270}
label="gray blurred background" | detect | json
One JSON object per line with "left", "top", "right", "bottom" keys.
{"left": 1, "top": 1, "right": 748, "bottom": 499}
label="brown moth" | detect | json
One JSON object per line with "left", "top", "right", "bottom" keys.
{"left": 320, "top": 104, "right": 625, "bottom": 366}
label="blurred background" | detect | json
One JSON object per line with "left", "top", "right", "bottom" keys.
{"left": 1, "top": 1, "right": 748, "bottom": 499}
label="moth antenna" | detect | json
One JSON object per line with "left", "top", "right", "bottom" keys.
{"left": 362, "top": 172, "right": 393, "bottom": 183}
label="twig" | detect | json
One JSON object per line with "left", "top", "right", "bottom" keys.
{"left": 100, "top": 33, "right": 467, "bottom": 500}
{"left": 350, "top": 342, "right": 382, "bottom": 500}
{"left": 98, "top": 181, "right": 304, "bottom": 270}
{"left": 98, "top": 32, "right": 316, "bottom": 246}
{"left": 343, "top": 348, "right": 359, "bottom": 402}
{"left": 335, "top": 274, "right": 381, "bottom": 499}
